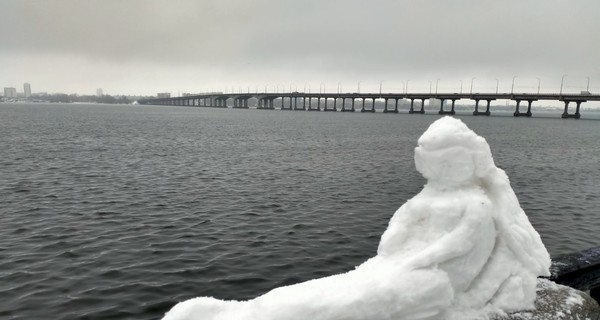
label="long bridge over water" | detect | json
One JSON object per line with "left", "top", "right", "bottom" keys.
{"left": 139, "top": 92, "right": 600, "bottom": 119}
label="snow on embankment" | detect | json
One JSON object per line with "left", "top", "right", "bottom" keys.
{"left": 163, "top": 116, "right": 551, "bottom": 320}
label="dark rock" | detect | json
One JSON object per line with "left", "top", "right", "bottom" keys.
{"left": 498, "top": 279, "right": 600, "bottom": 320}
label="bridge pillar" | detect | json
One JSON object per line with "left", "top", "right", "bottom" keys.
{"left": 473, "top": 99, "right": 491, "bottom": 116}
{"left": 383, "top": 98, "right": 397, "bottom": 113}
{"left": 362, "top": 98, "right": 376, "bottom": 112}
{"left": 383, "top": 98, "right": 389, "bottom": 113}
{"left": 438, "top": 99, "right": 455, "bottom": 115}
{"left": 341, "top": 98, "right": 349, "bottom": 112}
{"left": 561, "top": 101, "right": 583, "bottom": 119}
{"left": 318, "top": 97, "right": 322, "bottom": 110}
{"left": 333, "top": 97, "right": 338, "bottom": 111}
{"left": 294, "top": 97, "right": 304, "bottom": 110}
{"left": 513, "top": 100, "right": 532, "bottom": 117}
{"left": 281, "top": 97, "right": 290, "bottom": 110}
{"left": 361, "top": 98, "right": 366, "bottom": 112}
{"left": 351, "top": 98, "right": 355, "bottom": 112}
{"left": 410, "top": 99, "right": 426, "bottom": 114}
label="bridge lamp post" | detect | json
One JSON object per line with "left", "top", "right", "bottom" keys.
{"left": 470, "top": 77, "right": 476, "bottom": 94}
{"left": 428, "top": 81, "right": 432, "bottom": 94}
{"left": 406, "top": 80, "right": 410, "bottom": 94}
{"left": 459, "top": 80, "right": 463, "bottom": 94}
{"left": 495, "top": 79, "right": 499, "bottom": 94}
{"left": 586, "top": 76, "right": 590, "bottom": 92}
{"left": 435, "top": 79, "right": 440, "bottom": 94}
{"left": 379, "top": 81, "right": 384, "bottom": 96}
{"left": 511, "top": 76, "right": 517, "bottom": 94}
{"left": 338, "top": 82, "right": 342, "bottom": 94}
{"left": 560, "top": 74, "right": 567, "bottom": 96}
{"left": 357, "top": 81, "right": 361, "bottom": 93}
{"left": 536, "top": 78, "right": 541, "bottom": 94}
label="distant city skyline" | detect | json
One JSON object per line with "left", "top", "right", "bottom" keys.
{"left": 1, "top": 0, "right": 599, "bottom": 97}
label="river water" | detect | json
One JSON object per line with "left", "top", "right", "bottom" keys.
{"left": 1, "top": 103, "right": 599, "bottom": 319}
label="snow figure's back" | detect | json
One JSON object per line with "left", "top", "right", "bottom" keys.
{"left": 163, "top": 116, "right": 551, "bottom": 320}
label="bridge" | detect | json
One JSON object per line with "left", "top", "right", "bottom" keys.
{"left": 138, "top": 92, "right": 600, "bottom": 119}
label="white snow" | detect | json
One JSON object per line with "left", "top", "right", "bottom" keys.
{"left": 163, "top": 116, "right": 551, "bottom": 320}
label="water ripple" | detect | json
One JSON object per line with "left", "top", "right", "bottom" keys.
{"left": 0, "top": 104, "right": 599, "bottom": 319}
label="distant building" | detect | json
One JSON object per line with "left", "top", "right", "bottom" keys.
{"left": 157, "top": 93, "right": 171, "bottom": 98}
{"left": 3, "top": 87, "right": 17, "bottom": 98}
{"left": 96, "top": 88, "right": 104, "bottom": 96}
{"left": 24, "top": 83, "right": 31, "bottom": 98}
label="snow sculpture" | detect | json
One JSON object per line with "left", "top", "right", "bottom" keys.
{"left": 163, "top": 116, "right": 551, "bottom": 320}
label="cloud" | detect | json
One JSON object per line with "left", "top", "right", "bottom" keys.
{"left": 1, "top": 0, "right": 599, "bottom": 95}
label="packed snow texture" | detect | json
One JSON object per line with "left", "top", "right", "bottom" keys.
{"left": 163, "top": 117, "right": 551, "bottom": 320}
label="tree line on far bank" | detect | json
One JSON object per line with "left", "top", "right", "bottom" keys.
{"left": 30, "top": 93, "right": 154, "bottom": 104}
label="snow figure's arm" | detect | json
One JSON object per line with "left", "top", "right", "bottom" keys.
{"left": 406, "top": 199, "right": 490, "bottom": 270}
{"left": 377, "top": 203, "right": 414, "bottom": 256}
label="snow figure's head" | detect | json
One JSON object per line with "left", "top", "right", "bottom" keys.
{"left": 415, "top": 117, "right": 495, "bottom": 187}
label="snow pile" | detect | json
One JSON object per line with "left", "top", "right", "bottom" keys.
{"left": 163, "top": 116, "right": 551, "bottom": 320}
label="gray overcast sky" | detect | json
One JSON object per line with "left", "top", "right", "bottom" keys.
{"left": 1, "top": 0, "right": 599, "bottom": 96}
